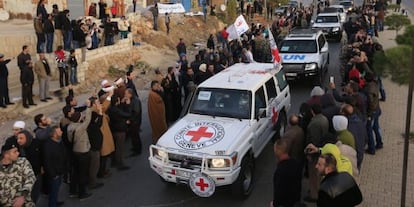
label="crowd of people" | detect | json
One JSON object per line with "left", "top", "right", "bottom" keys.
{"left": 0, "top": 68, "right": 143, "bottom": 206}
{"left": 34, "top": 0, "right": 130, "bottom": 55}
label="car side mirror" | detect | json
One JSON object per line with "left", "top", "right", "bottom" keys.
{"left": 310, "top": 20, "right": 314, "bottom": 24}
{"left": 321, "top": 46, "right": 328, "bottom": 53}
{"left": 256, "top": 108, "right": 267, "bottom": 120}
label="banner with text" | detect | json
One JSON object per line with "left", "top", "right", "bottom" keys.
{"left": 157, "top": 3, "right": 186, "bottom": 14}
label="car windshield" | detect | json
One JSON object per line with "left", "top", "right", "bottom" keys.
{"left": 189, "top": 88, "right": 252, "bottom": 119}
{"left": 279, "top": 40, "right": 317, "bottom": 53}
{"left": 340, "top": 2, "right": 352, "bottom": 7}
{"left": 315, "top": 16, "right": 339, "bottom": 23}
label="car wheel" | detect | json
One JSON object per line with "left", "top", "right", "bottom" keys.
{"left": 336, "top": 34, "right": 343, "bottom": 42}
{"left": 231, "top": 155, "right": 255, "bottom": 198}
{"left": 313, "top": 70, "right": 323, "bottom": 86}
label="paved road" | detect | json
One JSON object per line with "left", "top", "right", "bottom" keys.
{"left": 32, "top": 38, "right": 342, "bottom": 207}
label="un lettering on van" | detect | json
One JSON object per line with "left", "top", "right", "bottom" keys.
{"left": 282, "top": 55, "right": 306, "bottom": 61}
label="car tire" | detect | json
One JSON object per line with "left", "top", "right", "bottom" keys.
{"left": 231, "top": 155, "right": 255, "bottom": 198}
{"left": 313, "top": 69, "right": 323, "bottom": 86}
{"left": 336, "top": 34, "right": 343, "bottom": 42}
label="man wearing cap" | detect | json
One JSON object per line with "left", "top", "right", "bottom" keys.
{"left": 0, "top": 53, "right": 15, "bottom": 108}
{"left": 12, "top": 121, "right": 26, "bottom": 138}
{"left": 0, "top": 138, "right": 36, "bottom": 207}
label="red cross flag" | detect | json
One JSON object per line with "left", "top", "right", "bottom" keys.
{"left": 267, "top": 25, "right": 281, "bottom": 64}
{"left": 234, "top": 15, "right": 249, "bottom": 37}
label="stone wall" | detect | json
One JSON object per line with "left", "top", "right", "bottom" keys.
{"left": 3, "top": 0, "right": 67, "bottom": 17}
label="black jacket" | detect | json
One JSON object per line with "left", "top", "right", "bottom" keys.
{"left": 62, "top": 16, "right": 72, "bottom": 31}
{"left": 273, "top": 158, "right": 302, "bottom": 207}
{"left": 54, "top": 12, "right": 65, "bottom": 29}
{"left": 87, "top": 111, "right": 103, "bottom": 151}
{"left": 44, "top": 19, "right": 55, "bottom": 33}
{"left": 20, "top": 66, "right": 34, "bottom": 85}
{"left": 17, "top": 131, "right": 43, "bottom": 176}
{"left": 0, "top": 59, "right": 11, "bottom": 78}
{"left": 43, "top": 138, "right": 68, "bottom": 178}
{"left": 108, "top": 103, "right": 131, "bottom": 132}
{"left": 317, "top": 171, "right": 363, "bottom": 207}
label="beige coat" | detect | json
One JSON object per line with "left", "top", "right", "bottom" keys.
{"left": 100, "top": 99, "right": 115, "bottom": 156}
{"left": 34, "top": 59, "right": 51, "bottom": 79}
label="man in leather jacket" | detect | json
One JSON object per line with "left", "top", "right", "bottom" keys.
{"left": 316, "top": 153, "right": 363, "bottom": 207}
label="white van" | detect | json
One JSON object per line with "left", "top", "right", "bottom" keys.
{"left": 148, "top": 62, "right": 291, "bottom": 198}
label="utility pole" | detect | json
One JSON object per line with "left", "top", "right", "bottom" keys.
{"left": 401, "top": 33, "right": 414, "bottom": 207}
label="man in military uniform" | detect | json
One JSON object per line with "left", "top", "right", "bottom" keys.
{"left": 0, "top": 138, "right": 36, "bottom": 207}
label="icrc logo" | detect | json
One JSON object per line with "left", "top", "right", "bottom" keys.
{"left": 174, "top": 121, "right": 225, "bottom": 150}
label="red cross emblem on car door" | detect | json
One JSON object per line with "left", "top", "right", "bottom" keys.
{"left": 271, "top": 107, "right": 279, "bottom": 124}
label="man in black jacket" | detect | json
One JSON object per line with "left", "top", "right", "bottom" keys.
{"left": 62, "top": 10, "right": 72, "bottom": 51}
{"left": 87, "top": 98, "right": 104, "bottom": 189}
{"left": 17, "top": 45, "right": 31, "bottom": 70}
{"left": 43, "top": 126, "right": 67, "bottom": 207}
{"left": 44, "top": 14, "right": 55, "bottom": 53}
{"left": 54, "top": 10, "right": 66, "bottom": 48}
{"left": 16, "top": 130, "right": 43, "bottom": 203}
{"left": 20, "top": 62, "right": 36, "bottom": 108}
{"left": 0, "top": 54, "right": 14, "bottom": 108}
{"left": 271, "top": 139, "right": 302, "bottom": 207}
{"left": 125, "top": 88, "right": 142, "bottom": 156}
{"left": 316, "top": 153, "right": 363, "bottom": 207}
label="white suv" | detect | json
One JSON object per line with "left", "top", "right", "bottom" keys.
{"left": 149, "top": 63, "right": 291, "bottom": 198}
{"left": 279, "top": 28, "right": 329, "bottom": 85}
{"left": 312, "top": 12, "right": 343, "bottom": 42}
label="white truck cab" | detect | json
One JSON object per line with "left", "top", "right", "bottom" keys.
{"left": 149, "top": 63, "right": 291, "bottom": 198}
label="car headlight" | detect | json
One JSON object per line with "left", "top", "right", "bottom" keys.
{"left": 208, "top": 153, "right": 237, "bottom": 169}
{"left": 332, "top": 27, "right": 340, "bottom": 32}
{"left": 305, "top": 63, "right": 317, "bottom": 70}
{"left": 153, "top": 148, "right": 168, "bottom": 160}
{"left": 211, "top": 158, "right": 226, "bottom": 168}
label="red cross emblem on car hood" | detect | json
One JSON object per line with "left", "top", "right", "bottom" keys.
{"left": 186, "top": 126, "right": 214, "bottom": 142}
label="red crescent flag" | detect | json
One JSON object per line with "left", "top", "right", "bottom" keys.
{"left": 268, "top": 26, "right": 281, "bottom": 63}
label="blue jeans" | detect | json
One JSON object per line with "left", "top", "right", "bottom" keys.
{"left": 48, "top": 175, "right": 62, "bottom": 207}
{"left": 72, "top": 40, "right": 80, "bottom": 49}
{"left": 70, "top": 67, "right": 78, "bottom": 84}
{"left": 104, "top": 35, "right": 114, "bottom": 46}
{"left": 36, "top": 33, "right": 45, "bottom": 53}
{"left": 46, "top": 33, "right": 54, "bottom": 53}
{"left": 92, "top": 34, "right": 99, "bottom": 49}
{"left": 367, "top": 108, "right": 383, "bottom": 152}
{"left": 63, "top": 30, "right": 72, "bottom": 51}
{"left": 378, "top": 76, "right": 386, "bottom": 100}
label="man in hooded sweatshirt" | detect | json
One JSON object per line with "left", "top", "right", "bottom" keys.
{"left": 15, "top": 130, "right": 43, "bottom": 203}
{"left": 332, "top": 115, "right": 356, "bottom": 149}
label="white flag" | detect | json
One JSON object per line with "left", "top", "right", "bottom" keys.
{"left": 234, "top": 15, "right": 249, "bottom": 36}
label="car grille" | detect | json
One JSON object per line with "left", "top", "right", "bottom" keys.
{"left": 282, "top": 63, "right": 305, "bottom": 73}
{"left": 168, "top": 153, "right": 203, "bottom": 168}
